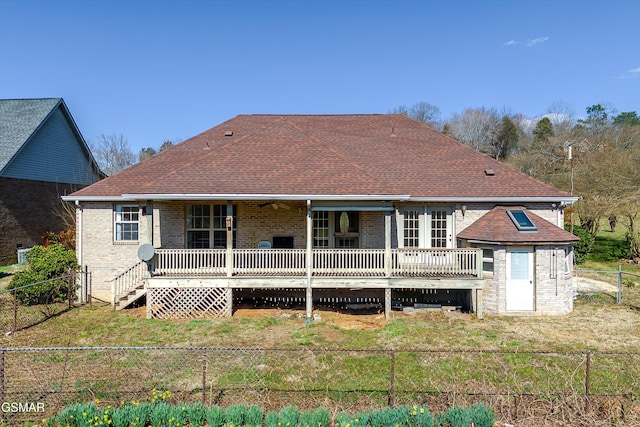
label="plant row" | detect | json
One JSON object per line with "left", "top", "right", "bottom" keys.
{"left": 40, "top": 395, "right": 495, "bottom": 427}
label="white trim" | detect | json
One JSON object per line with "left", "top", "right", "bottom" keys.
{"left": 63, "top": 194, "right": 578, "bottom": 204}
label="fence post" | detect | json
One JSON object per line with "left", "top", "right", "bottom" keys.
{"left": 0, "top": 350, "right": 4, "bottom": 423}
{"left": 68, "top": 272, "right": 73, "bottom": 310}
{"left": 202, "top": 349, "right": 207, "bottom": 405}
{"left": 388, "top": 348, "right": 395, "bottom": 407}
{"left": 617, "top": 265, "right": 622, "bottom": 304}
{"left": 585, "top": 350, "right": 591, "bottom": 414}
{"left": 12, "top": 289, "right": 18, "bottom": 333}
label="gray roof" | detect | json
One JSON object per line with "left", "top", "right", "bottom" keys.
{"left": 0, "top": 98, "right": 63, "bottom": 171}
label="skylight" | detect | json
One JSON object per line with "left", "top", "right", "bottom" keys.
{"left": 507, "top": 209, "right": 537, "bottom": 231}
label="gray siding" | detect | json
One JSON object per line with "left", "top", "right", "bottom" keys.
{"left": 2, "top": 107, "right": 99, "bottom": 185}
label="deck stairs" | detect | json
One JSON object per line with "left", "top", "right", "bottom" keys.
{"left": 112, "top": 261, "right": 149, "bottom": 310}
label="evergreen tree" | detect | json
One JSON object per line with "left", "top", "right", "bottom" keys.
{"left": 532, "top": 117, "right": 554, "bottom": 144}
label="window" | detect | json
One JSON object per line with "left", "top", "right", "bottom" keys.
{"left": 404, "top": 209, "right": 420, "bottom": 248}
{"left": 313, "top": 211, "right": 329, "bottom": 248}
{"left": 313, "top": 211, "right": 360, "bottom": 248}
{"left": 507, "top": 209, "right": 537, "bottom": 231}
{"left": 482, "top": 248, "right": 494, "bottom": 274}
{"left": 400, "top": 207, "right": 452, "bottom": 248}
{"left": 334, "top": 211, "right": 359, "bottom": 248}
{"left": 564, "top": 248, "right": 572, "bottom": 274}
{"left": 186, "top": 204, "right": 236, "bottom": 248}
{"left": 431, "top": 210, "right": 448, "bottom": 248}
{"left": 114, "top": 205, "right": 139, "bottom": 241}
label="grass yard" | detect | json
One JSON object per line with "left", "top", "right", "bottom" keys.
{"left": 1, "top": 222, "right": 639, "bottom": 426}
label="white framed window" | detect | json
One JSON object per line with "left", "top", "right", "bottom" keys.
{"left": 114, "top": 204, "right": 139, "bottom": 241}
{"left": 482, "top": 248, "right": 494, "bottom": 274}
{"left": 313, "top": 211, "right": 330, "bottom": 248}
{"left": 431, "top": 209, "right": 448, "bottom": 248}
{"left": 564, "top": 247, "right": 572, "bottom": 275}
{"left": 186, "top": 204, "right": 236, "bottom": 248}
{"left": 404, "top": 209, "right": 420, "bottom": 248}
{"left": 399, "top": 207, "right": 452, "bottom": 248}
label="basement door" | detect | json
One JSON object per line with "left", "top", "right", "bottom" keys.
{"left": 506, "top": 247, "right": 535, "bottom": 311}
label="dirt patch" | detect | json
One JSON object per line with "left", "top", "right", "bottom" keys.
{"left": 233, "top": 308, "right": 389, "bottom": 330}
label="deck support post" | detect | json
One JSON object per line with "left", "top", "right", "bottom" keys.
{"left": 475, "top": 288, "right": 483, "bottom": 319}
{"left": 226, "top": 202, "right": 233, "bottom": 278}
{"left": 384, "top": 210, "right": 392, "bottom": 277}
{"left": 385, "top": 288, "right": 392, "bottom": 319}
{"left": 305, "top": 200, "right": 313, "bottom": 323}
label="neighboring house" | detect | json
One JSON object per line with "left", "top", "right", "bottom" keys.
{"left": 0, "top": 98, "right": 103, "bottom": 264}
{"left": 63, "top": 114, "right": 578, "bottom": 320}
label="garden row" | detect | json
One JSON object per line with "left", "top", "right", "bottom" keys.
{"left": 43, "top": 391, "right": 495, "bottom": 427}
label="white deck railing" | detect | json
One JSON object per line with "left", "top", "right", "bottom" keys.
{"left": 152, "top": 248, "right": 481, "bottom": 278}
{"left": 110, "top": 260, "right": 149, "bottom": 306}
{"left": 155, "top": 248, "right": 226, "bottom": 275}
{"left": 233, "top": 248, "right": 306, "bottom": 275}
{"left": 392, "top": 248, "right": 480, "bottom": 276}
{"left": 313, "top": 249, "right": 386, "bottom": 276}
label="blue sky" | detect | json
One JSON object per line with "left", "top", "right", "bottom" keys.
{"left": 1, "top": 0, "right": 638, "bottom": 152}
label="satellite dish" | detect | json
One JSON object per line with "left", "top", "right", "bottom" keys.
{"left": 137, "top": 243, "right": 155, "bottom": 262}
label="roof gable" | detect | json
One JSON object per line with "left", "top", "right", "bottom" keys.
{"left": 0, "top": 98, "right": 103, "bottom": 184}
{"left": 68, "top": 114, "right": 575, "bottom": 201}
{"left": 0, "top": 98, "right": 61, "bottom": 171}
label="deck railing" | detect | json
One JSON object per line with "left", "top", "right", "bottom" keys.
{"left": 152, "top": 248, "right": 482, "bottom": 278}
{"left": 313, "top": 249, "right": 386, "bottom": 276}
{"left": 233, "top": 249, "right": 306, "bottom": 275}
{"left": 155, "top": 248, "right": 226, "bottom": 275}
{"left": 392, "top": 248, "right": 481, "bottom": 276}
{"left": 110, "top": 260, "right": 149, "bottom": 306}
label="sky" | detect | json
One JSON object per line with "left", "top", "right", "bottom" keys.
{"left": 1, "top": 0, "right": 638, "bottom": 153}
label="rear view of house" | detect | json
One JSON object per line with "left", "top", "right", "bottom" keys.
{"left": 0, "top": 98, "right": 103, "bottom": 264}
{"left": 64, "top": 114, "right": 578, "bottom": 319}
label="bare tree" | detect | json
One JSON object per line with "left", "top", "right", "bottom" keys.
{"left": 390, "top": 102, "right": 442, "bottom": 129}
{"left": 546, "top": 101, "right": 576, "bottom": 137}
{"left": 91, "top": 134, "right": 136, "bottom": 176}
{"left": 445, "top": 107, "right": 501, "bottom": 153}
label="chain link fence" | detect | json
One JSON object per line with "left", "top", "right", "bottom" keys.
{"left": 574, "top": 266, "right": 640, "bottom": 307}
{"left": 1, "top": 346, "right": 638, "bottom": 425}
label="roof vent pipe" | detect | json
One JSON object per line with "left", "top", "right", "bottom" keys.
{"left": 224, "top": 131, "right": 234, "bottom": 136}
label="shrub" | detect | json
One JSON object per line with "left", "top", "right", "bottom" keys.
{"left": 7, "top": 244, "right": 78, "bottom": 305}
{"left": 566, "top": 222, "right": 595, "bottom": 264}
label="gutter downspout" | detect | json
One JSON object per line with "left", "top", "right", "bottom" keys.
{"left": 75, "top": 200, "right": 84, "bottom": 303}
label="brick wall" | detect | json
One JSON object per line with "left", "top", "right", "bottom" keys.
{"left": 0, "top": 177, "right": 80, "bottom": 265}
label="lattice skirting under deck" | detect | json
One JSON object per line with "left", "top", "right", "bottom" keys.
{"left": 147, "top": 287, "right": 232, "bottom": 319}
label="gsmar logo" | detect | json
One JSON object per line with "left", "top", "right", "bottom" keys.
{"left": 1, "top": 401, "right": 45, "bottom": 413}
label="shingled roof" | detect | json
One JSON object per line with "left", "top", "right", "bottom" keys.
{"left": 0, "top": 98, "right": 62, "bottom": 171}
{"left": 457, "top": 206, "right": 579, "bottom": 244}
{"left": 68, "top": 114, "right": 575, "bottom": 202}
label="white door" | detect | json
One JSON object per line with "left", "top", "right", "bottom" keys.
{"left": 506, "top": 247, "right": 534, "bottom": 311}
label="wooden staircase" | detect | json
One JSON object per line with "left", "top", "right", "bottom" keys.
{"left": 112, "top": 261, "right": 149, "bottom": 310}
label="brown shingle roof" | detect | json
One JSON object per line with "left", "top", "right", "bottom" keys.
{"left": 70, "top": 114, "right": 573, "bottom": 200}
{"left": 457, "top": 206, "right": 579, "bottom": 244}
